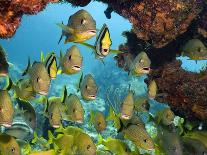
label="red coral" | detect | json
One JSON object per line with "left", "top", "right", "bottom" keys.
{"left": 0, "top": 0, "right": 58, "bottom": 39}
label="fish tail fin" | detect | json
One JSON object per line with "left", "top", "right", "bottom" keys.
{"left": 22, "top": 57, "right": 31, "bottom": 76}
{"left": 76, "top": 72, "right": 83, "bottom": 92}
{"left": 106, "top": 106, "right": 115, "bottom": 121}
{"left": 48, "top": 130, "right": 54, "bottom": 145}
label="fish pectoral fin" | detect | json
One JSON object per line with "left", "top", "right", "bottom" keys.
{"left": 57, "top": 69, "right": 62, "bottom": 75}
{"left": 79, "top": 42, "right": 95, "bottom": 50}
{"left": 56, "top": 23, "right": 74, "bottom": 34}
{"left": 110, "top": 49, "right": 123, "bottom": 55}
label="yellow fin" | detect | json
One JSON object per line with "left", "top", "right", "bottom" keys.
{"left": 56, "top": 23, "right": 74, "bottom": 34}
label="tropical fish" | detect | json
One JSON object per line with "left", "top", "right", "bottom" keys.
{"left": 61, "top": 86, "right": 84, "bottom": 123}
{"left": 11, "top": 78, "right": 36, "bottom": 101}
{"left": 59, "top": 45, "right": 83, "bottom": 75}
{"left": 48, "top": 130, "right": 75, "bottom": 155}
{"left": 129, "top": 52, "right": 151, "bottom": 76}
{"left": 0, "top": 45, "right": 9, "bottom": 77}
{"left": 41, "top": 52, "right": 58, "bottom": 79}
{"left": 57, "top": 9, "right": 96, "bottom": 44}
{"left": 22, "top": 59, "right": 51, "bottom": 95}
{"left": 16, "top": 98, "right": 37, "bottom": 129}
{"left": 98, "top": 135, "right": 132, "bottom": 155}
{"left": 0, "top": 134, "right": 21, "bottom": 155}
{"left": 79, "top": 24, "right": 122, "bottom": 60}
{"left": 56, "top": 126, "right": 96, "bottom": 155}
{"left": 0, "top": 90, "right": 14, "bottom": 127}
{"left": 45, "top": 97, "right": 62, "bottom": 128}
{"left": 78, "top": 73, "right": 98, "bottom": 101}
{"left": 121, "top": 90, "right": 135, "bottom": 120}
{"left": 134, "top": 96, "right": 150, "bottom": 112}
{"left": 156, "top": 127, "right": 183, "bottom": 155}
{"left": 155, "top": 108, "right": 175, "bottom": 126}
{"left": 90, "top": 111, "right": 106, "bottom": 133}
{"left": 122, "top": 124, "right": 154, "bottom": 150}
{"left": 182, "top": 137, "right": 207, "bottom": 155}
{"left": 29, "top": 150, "right": 56, "bottom": 155}
{"left": 181, "top": 39, "right": 207, "bottom": 60}
{"left": 148, "top": 80, "right": 157, "bottom": 99}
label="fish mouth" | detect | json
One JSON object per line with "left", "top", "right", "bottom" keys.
{"left": 87, "top": 29, "right": 96, "bottom": 35}
{"left": 88, "top": 95, "right": 96, "bottom": 100}
{"left": 52, "top": 124, "right": 60, "bottom": 128}
{"left": 142, "top": 67, "right": 150, "bottom": 73}
{"left": 1, "top": 123, "right": 12, "bottom": 128}
{"left": 76, "top": 120, "right": 83, "bottom": 124}
{"left": 121, "top": 114, "right": 131, "bottom": 120}
{"left": 38, "top": 91, "right": 48, "bottom": 96}
{"left": 72, "top": 65, "right": 81, "bottom": 71}
{"left": 0, "top": 73, "right": 8, "bottom": 77}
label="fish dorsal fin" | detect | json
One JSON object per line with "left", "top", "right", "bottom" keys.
{"left": 56, "top": 23, "right": 74, "bottom": 34}
{"left": 61, "top": 86, "right": 67, "bottom": 103}
{"left": 22, "top": 58, "right": 31, "bottom": 76}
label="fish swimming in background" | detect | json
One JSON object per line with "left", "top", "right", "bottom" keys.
{"left": 11, "top": 78, "right": 36, "bottom": 101}
{"left": 79, "top": 24, "right": 122, "bottom": 60}
{"left": 181, "top": 39, "right": 207, "bottom": 60}
{"left": 98, "top": 135, "right": 133, "bottom": 155}
{"left": 121, "top": 90, "right": 135, "bottom": 120}
{"left": 61, "top": 86, "right": 84, "bottom": 123}
{"left": 148, "top": 80, "right": 157, "bottom": 99}
{"left": 41, "top": 52, "right": 58, "bottom": 79}
{"left": 0, "top": 89, "right": 14, "bottom": 128}
{"left": 16, "top": 98, "right": 37, "bottom": 129}
{"left": 57, "top": 9, "right": 96, "bottom": 44}
{"left": 59, "top": 45, "right": 83, "bottom": 75}
{"left": 134, "top": 96, "right": 150, "bottom": 113}
{"left": 0, "top": 134, "right": 21, "bottom": 155}
{"left": 44, "top": 97, "right": 62, "bottom": 128}
{"left": 0, "top": 45, "right": 9, "bottom": 77}
{"left": 156, "top": 127, "right": 183, "bottom": 155}
{"left": 155, "top": 108, "right": 175, "bottom": 126}
{"left": 22, "top": 59, "right": 51, "bottom": 95}
{"left": 56, "top": 126, "right": 96, "bottom": 155}
{"left": 90, "top": 111, "right": 107, "bottom": 133}
{"left": 122, "top": 124, "right": 154, "bottom": 150}
{"left": 48, "top": 130, "right": 75, "bottom": 155}
{"left": 78, "top": 73, "right": 98, "bottom": 101}
{"left": 129, "top": 51, "right": 151, "bottom": 76}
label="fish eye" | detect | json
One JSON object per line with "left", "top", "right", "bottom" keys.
{"left": 50, "top": 113, "right": 53, "bottom": 119}
{"left": 86, "top": 144, "right": 91, "bottom": 150}
{"left": 36, "top": 77, "right": 40, "bottom": 83}
{"left": 81, "top": 19, "right": 86, "bottom": 25}
{"left": 97, "top": 122, "right": 101, "bottom": 126}
{"left": 11, "top": 147, "right": 15, "bottom": 153}
{"left": 68, "top": 55, "right": 72, "bottom": 60}
{"left": 73, "top": 109, "right": 76, "bottom": 113}
{"left": 29, "top": 117, "right": 32, "bottom": 122}
{"left": 144, "top": 139, "right": 147, "bottom": 143}
{"left": 85, "top": 85, "right": 88, "bottom": 89}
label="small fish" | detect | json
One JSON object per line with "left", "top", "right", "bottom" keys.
{"left": 61, "top": 87, "right": 84, "bottom": 123}
{"left": 148, "top": 80, "right": 157, "bottom": 99}
{"left": 0, "top": 90, "right": 14, "bottom": 127}
{"left": 11, "top": 78, "right": 36, "bottom": 101}
{"left": 48, "top": 130, "right": 75, "bottom": 155}
{"left": 56, "top": 126, "right": 96, "bottom": 155}
{"left": 122, "top": 124, "right": 154, "bottom": 150}
{"left": 90, "top": 111, "right": 107, "bottom": 133}
{"left": 41, "top": 52, "right": 58, "bottom": 79}
{"left": 78, "top": 73, "right": 98, "bottom": 101}
{"left": 155, "top": 108, "right": 175, "bottom": 126}
{"left": 121, "top": 90, "right": 135, "bottom": 120}
{"left": 98, "top": 135, "right": 132, "bottom": 155}
{"left": 181, "top": 39, "right": 207, "bottom": 60}
{"left": 0, "top": 134, "right": 21, "bottom": 155}
{"left": 59, "top": 45, "right": 83, "bottom": 75}
{"left": 129, "top": 52, "right": 151, "bottom": 76}
{"left": 22, "top": 59, "right": 51, "bottom": 95}
{"left": 0, "top": 45, "right": 9, "bottom": 77}
{"left": 80, "top": 24, "right": 122, "bottom": 60}
{"left": 57, "top": 9, "right": 96, "bottom": 44}
{"left": 16, "top": 98, "right": 37, "bottom": 129}
{"left": 156, "top": 127, "right": 183, "bottom": 155}
{"left": 45, "top": 97, "right": 62, "bottom": 128}
{"left": 134, "top": 96, "right": 150, "bottom": 112}
{"left": 29, "top": 150, "right": 56, "bottom": 155}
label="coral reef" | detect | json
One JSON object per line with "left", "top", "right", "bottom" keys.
{"left": 145, "top": 60, "right": 207, "bottom": 121}
{"left": 198, "top": 6, "right": 207, "bottom": 38}
{"left": 0, "top": 0, "right": 58, "bottom": 38}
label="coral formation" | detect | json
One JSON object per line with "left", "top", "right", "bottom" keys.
{"left": 198, "top": 6, "right": 207, "bottom": 38}
{"left": 0, "top": 0, "right": 58, "bottom": 38}
{"left": 145, "top": 60, "right": 207, "bottom": 121}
